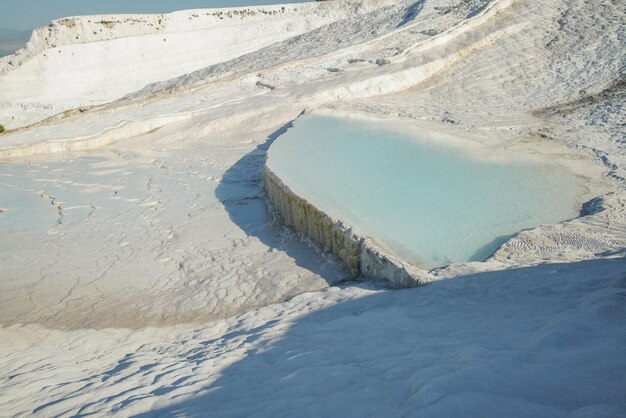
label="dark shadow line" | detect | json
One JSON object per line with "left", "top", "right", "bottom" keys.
{"left": 214, "top": 110, "right": 346, "bottom": 283}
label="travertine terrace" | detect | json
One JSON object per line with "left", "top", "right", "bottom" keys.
{"left": 0, "top": 0, "right": 624, "bottom": 415}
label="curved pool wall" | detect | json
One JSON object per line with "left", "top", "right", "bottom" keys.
{"left": 263, "top": 113, "right": 583, "bottom": 287}
{"left": 264, "top": 166, "right": 433, "bottom": 287}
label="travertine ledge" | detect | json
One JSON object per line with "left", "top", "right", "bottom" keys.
{"left": 264, "top": 166, "right": 434, "bottom": 288}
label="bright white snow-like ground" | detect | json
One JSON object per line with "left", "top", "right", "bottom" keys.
{"left": 0, "top": 0, "right": 625, "bottom": 416}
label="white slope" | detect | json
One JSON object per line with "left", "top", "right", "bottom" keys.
{"left": 1, "top": 259, "right": 625, "bottom": 416}
{"left": 0, "top": 0, "right": 398, "bottom": 129}
{"left": 0, "top": 0, "right": 625, "bottom": 416}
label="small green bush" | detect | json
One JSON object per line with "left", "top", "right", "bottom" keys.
{"left": 0, "top": 124, "right": 5, "bottom": 134}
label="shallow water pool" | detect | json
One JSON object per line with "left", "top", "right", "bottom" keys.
{"left": 266, "top": 114, "right": 582, "bottom": 269}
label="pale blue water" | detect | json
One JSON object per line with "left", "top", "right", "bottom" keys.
{"left": 267, "top": 115, "right": 582, "bottom": 269}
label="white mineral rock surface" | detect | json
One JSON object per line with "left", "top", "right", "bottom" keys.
{"left": 0, "top": 0, "right": 624, "bottom": 416}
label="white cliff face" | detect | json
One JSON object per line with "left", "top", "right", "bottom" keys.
{"left": 0, "top": 0, "right": 398, "bottom": 129}
{"left": 0, "top": 0, "right": 625, "bottom": 415}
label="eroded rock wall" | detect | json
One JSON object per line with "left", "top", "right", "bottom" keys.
{"left": 264, "top": 166, "right": 361, "bottom": 275}
{"left": 264, "top": 166, "right": 433, "bottom": 287}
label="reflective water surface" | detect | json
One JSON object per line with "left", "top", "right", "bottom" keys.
{"left": 267, "top": 114, "right": 582, "bottom": 268}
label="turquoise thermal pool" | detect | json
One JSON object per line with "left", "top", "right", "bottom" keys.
{"left": 266, "top": 114, "right": 583, "bottom": 269}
